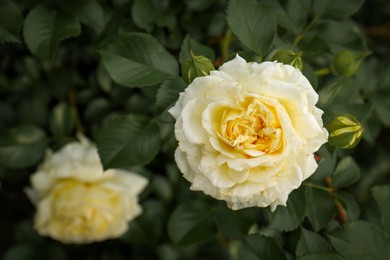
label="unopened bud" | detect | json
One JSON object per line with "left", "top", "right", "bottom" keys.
{"left": 182, "top": 50, "right": 215, "bottom": 84}
{"left": 272, "top": 50, "right": 303, "bottom": 71}
{"left": 330, "top": 50, "right": 361, "bottom": 77}
{"left": 328, "top": 114, "right": 363, "bottom": 149}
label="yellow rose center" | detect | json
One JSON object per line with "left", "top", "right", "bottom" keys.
{"left": 220, "top": 97, "right": 283, "bottom": 157}
{"left": 48, "top": 179, "right": 123, "bottom": 241}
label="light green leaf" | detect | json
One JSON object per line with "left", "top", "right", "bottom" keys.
{"left": 269, "top": 188, "right": 305, "bottom": 231}
{"left": 49, "top": 102, "right": 74, "bottom": 136}
{"left": 155, "top": 77, "right": 187, "bottom": 114}
{"left": 313, "top": 0, "right": 365, "bottom": 18}
{"left": 332, "top": 157, "right": 361, "bottom": 188}
{"left": 0, "top": 125, "right": 47, "bottom": 169}
{"left": 329, "top": 221, "right": 390, "bottom": 260}
{"left": 305, "top": 187, "right": 336, "bottom": 231}
{"left": 168, "top": 201, "right": 217, "bottom": 246}
{"left": 227, "top": 0, "right": 276, "bottom": 57}
{"left": 296, "top": 228, "right": 333, "bottom": 257}
{"left": 23, "top": 4, "right": 81, "bottom": 60}
{"left": 179, "top": 34, "right": 215, "bottom": 65}
{"left": 238, "top": 234, "right": 287, "bottom": 260}
{"left": 0, "top": 0, "right": 23, "bottom": 43}
{"left": 96, "top": 114, "right": 161, "bottom": 170}
{"left": 100, "top": 33, "right": 179, "bottom": 87}
{"left": 372, "top": 185, "right": 390, "bottom": 233}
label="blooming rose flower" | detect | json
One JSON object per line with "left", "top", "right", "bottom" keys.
{"left": 26, "top": 138, "right": 148, "bottom": 244}
{"left": 169, "top": 55, "right": 328, "bottom": 211}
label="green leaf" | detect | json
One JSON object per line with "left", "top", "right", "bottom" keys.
{"left": 301, "top": 36, "right": 331, "bottom": 58}
{"left": 328, "top": 221, "right": 390, "bottom": 260}
{"left": 319, "top": 78, "right": 363, "bottom": 108}
{"left": 313, "top": 0, "right": 365, "bottom": 18}
{"left": 100, "top": 33, "right": 179, "bottom": 87}
{"left": 371, "top": 94, "right": 390, "bottom": 127}
{"left": 0, "top": 125, "right": 47, "bottom": 169}
{"left": 372, "top": 185, "right": 390, "bottom": 233}
{"left": 49, "top": 102, "right": 74, "bottom": 136}
{"left": 299, "top": 253, "right": 346, "bottom": 260}
{"left": 3, "top": 245, "right": 35, "bottom": 260}
{"left": 296, "top": 228, "right": 333, "bottom": 257}
{"left": 238, "top": 234, "right": 287, "bottom": 260}
{"left": 333, "top": 191, "right": 360, "bottom": 222}
{"left": 263, "top": 0, "right": 310, "bottom": 34}
{"left": 60, "top": 0, "right": 104, "bottom": 30}
{"left": 0, "top": 0, "right": 23, "bottom": 43}
{"left": 305, "top": 187, "right": 336, "bottom": 231}
{"left": 302, "top": 63, "right": 318, "bottom": 89}
{"left": 213, "top": 203, "right": 260, "bottom": 240}
{"left": 156, "top": 77, "right": 187, "bottom": 114}
{"left": 227, "top": 0, "right": 276, "bottom": 57}
{"left": 179, "top": 34, "right": 215, "bottom": 66}
{"left": 84, "top": 98, "right": 111, "bottom": 122}
{"left": 332, "top": 157, "right": 361, "bottom": 188}
{"left": 121, "top": 200, "right": 165, "bottom": 246}
{"left": 326, "top": 104, "right": 373, "bottom": 124}
{"left": 96, "top": 114, "right": 161, "bottom": 170}
{"left": 185, "top": 0, "right": 216, "bottom": 11}
{"left": 312, "top": 145, "right": 337, "bottom": 181}
{"left": 17, "top": 96, "right": 48, "bottom": 127}
{"left": 269, "top": 188, "right": 306, "bottom": 231}
{"left": 131, "top": 0, "right": 157, "bottom": 32}
{"left": 317, "top": 20, "right": 366, "bottom": 53}
{"left": 23, "top": 4, "right": 81, "bottom": 60}
{"left": 168, "top": 201, "right": 217, "bottom": 246}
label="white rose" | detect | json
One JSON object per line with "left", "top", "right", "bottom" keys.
{"left": 26, "top": 138, "right": 148, "bottom": 244}
{"left": 169, "top": 55, "right": 328, "bottom": 211}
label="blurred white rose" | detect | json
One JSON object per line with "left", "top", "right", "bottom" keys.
{"left": 169, "top": 55, "right": 328, "bottom": 211}
{"left": 26, "top": 138, "right": 148, "bottom": 244}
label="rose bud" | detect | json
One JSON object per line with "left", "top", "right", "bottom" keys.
{"left": 328, "top": 114, "right": 364, "bottom": 149}
{"left": 272, "top": 50, "right": 303, "bottom": 71}
{"left": 330, "top": 50, "right": 361, "bottom": 77}
{"left": 181, "top": 50, "right": 215, "bottom": 84}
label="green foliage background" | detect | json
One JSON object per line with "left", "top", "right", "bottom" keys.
{"left": 1, "top": 0, "right": 390, "bottom": 259}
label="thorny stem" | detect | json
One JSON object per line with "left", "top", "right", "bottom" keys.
{"left": 69, "top": 87, "right": 84, "bottom": 134}
{"left": 303, "top": 182, "right": 334, "bottom": 192}
{"left": 325, "top": 177, "right": 348, "bottom": 224}
{"left": 334, "top": 198, "right": 348, "bottom": 224}
{"left": 305, "top": 177, "right": 348, "bottom": 224}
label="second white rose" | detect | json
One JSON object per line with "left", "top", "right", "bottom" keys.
{"left": 170, "top": 55, "right": 328, "bottom": 211}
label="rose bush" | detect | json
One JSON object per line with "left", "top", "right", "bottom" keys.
{"left": 170, "top": 55, "right": 328, "bottom": 210}
{"left": 26, "top": 139, "right": 148, "bottom": 244}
